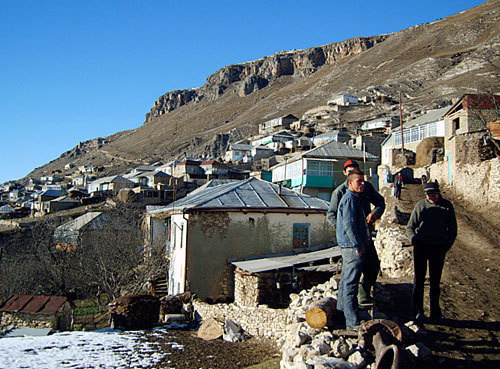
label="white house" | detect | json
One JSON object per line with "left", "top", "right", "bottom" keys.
{"left": 145, "top": 178, "right": 334, "bottom": 301}
{"left": 327, "top": 94, "right": 359, "bottom": 106}
{"left": 361, "top": 117, "right": 399, "bottom": 132}
{"left": 381, "top": 106, "right": 449, "bottom": 166}
{"left": 87, "top": 175, "right": 135, "bottom": 194}
{"left": 224, "top": 143, "right": 253, "bottom": 163}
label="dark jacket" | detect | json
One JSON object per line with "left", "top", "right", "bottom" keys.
{"left": 336, "top": 190, "right": 369, "bottom": 250}
{"left": 406, "top": 196, "right": 457, "bottom": 249}
{"left": 327, "top": 180, "right": 385, "bottom": 228}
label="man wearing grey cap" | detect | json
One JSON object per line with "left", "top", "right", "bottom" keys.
{"left": 407, "top": 181, "right": 457, "bottom": 322}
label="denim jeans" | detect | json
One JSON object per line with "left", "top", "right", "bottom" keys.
{"left": 338, "top": 247, "right": 364, "bottom": 328}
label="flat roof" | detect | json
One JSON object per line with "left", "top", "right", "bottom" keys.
{"left": 231, "top": 246, "right": 341, "bottom": 273}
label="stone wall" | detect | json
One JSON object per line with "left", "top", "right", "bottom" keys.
{"left": 428, "top": 157, "right": 500, "bottom": 207}
{"left": 1, "top": 312, "right": 55, "bottom": 329}
{"left": 374, "top": 224, "right": 413, "bottom": 278}
{"left": 193, "top": 300, "right": 288, "bottom": 340}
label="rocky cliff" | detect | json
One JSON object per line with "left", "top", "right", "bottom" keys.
{"left": 145, "top": 36, "right": 388, "bottom": 122}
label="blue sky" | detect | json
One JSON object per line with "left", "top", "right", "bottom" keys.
{"left": 0, "top": 0, "right": 485, "bottom": 183}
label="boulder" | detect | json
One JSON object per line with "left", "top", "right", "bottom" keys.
{"left": 197, "top": 317, "right": 224, "bottom": 340}
{"left": 109, "top": 294, "right": 160, "bottom": 330}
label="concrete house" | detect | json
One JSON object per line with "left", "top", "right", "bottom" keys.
{"left": 311, "top": 131, "right": 351, "bottom": 146}
{"left": 381, "top": 106, "right": 449, "bottom": 167}
{"left": 271, "top": 140, "right": 379, "bottom": 201}
{"left": 251, "top": 131, "right": 295, "bottom": 151}
{"left": 361, "top": 116, "right": 399, "bottom": 133}
{"left": 327, "top": 94, "right": 359, "bottom": 106}
{"left": 259, "top": 114, "right": 298, "bottom": 135}
{"left": 224, "top": 143, "right": 253, "bottom": 163}
{"left": 444, "top": 94, "right": 500, "bottom": 183}
{"left": 87, "top": 175, "right": 135, "bottom": 194}
{"left": 145, "top": 178, "right": 334, "bottom": 301}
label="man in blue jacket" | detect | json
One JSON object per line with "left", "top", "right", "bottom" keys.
{"left": 336, "top": 169, "right": 369, "bottom": 330}
{"left": 327, "top": 160, "right": 385, "bottom": 304}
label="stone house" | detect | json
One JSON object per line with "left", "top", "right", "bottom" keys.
{"left": 258, "top": 114, "right": 298, "bottom": 135}
{"left": 270, "top": 140, "right": 379, "bottom": 201}
{"left": 145, "top": 177, "right": 334, "bottom": 302}
{"left": 0, "top": 294, "right": 72, "bottom": 331}
{"left": 53, "top": 211, "right": 110, "bottom": 250}
{"left": 171, "top": 159, "right": 205, "bottom": 180}
{"left": 381, "top": 106, "right": 449, "bottom": 167}
{"left": 444, "top": 94, "right": 500, "bottom": 183}
{"left": 44, "top": 195, "right": 80, "bottom": 213}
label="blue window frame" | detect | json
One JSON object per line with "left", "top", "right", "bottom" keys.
{"left": 293, "top": 223, "right": 310, "bottom": 249}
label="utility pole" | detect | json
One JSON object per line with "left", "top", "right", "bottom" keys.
{"left": 399, "top": 91, "right": 405, "bottom": 152}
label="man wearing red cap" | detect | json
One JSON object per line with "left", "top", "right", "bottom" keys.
{"left": 327, "top": 160, "right": 385, "bottom": 304}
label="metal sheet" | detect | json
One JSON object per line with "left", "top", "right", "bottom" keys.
{"left": 22, "top": 295, "right": 51, "bottom": 314}
{"left": 231, "top": 246, "right": 341, "bottom": 273}
{"left": 0, "top": 294, "right": 32, "bottom": 312}
{"left": 38, "top": 296, "right": 67, "bottom": 315}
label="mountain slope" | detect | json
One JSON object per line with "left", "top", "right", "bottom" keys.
{"left": 28, "top": 0, "right": 500, "bottom": 178}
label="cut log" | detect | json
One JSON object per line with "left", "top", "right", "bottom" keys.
{"left": 197, "top": 317, "right": 224, "bottom": 340}
{"left": 160, "top": 292, "right": 192, "bottom": 314}
{"left": 305, "top": 297, "right": 337, "bottom": 329}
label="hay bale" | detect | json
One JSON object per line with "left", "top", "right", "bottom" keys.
{"left": 415, "top": 137, "right": 444, "bottom": 167}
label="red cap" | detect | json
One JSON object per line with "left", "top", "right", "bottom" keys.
{"left": 343, "top": 160, "right": 359, "bottom": 169}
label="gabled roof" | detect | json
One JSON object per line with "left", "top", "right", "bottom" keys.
{"left": 50, "top": 195, "right": 80, "bottom": 203}
{"left": 39, "top": 189, "right": 63, "bottom": 198}
{"left": 402, "top": 106, "right": 450, "bottom": 129}
{"left": 313, "top": 130, "right": 350, "bottom": 138}
{"left": 55, "top": 211, "right": 107, "bottom": 232}
{"left": 0, "top": 295, "right": 67, "bottom": 315}
{"left": 90, "top": 175, "right": 134, "bottom": 185}
{"left": 0, "top": 204, "right": 14, "bottom": 213}
{"left": 148, "top": 177, "right": 329, "bottom": 215}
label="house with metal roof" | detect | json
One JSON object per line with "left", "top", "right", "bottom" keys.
{"left": 0, "top": 294, "right": 72, "bottom": 331}
{"left": 87, "top": 175, "right": 134, "bottom": 194}
{"left": 270, "top": 140, "right": 379, "bottom": 201}
{"left": 311, "top": 130, "right": 351, "bottom": 146}
{"left": 145, "top": 177, "right": 335, "bottom": 301}
{"left": 381, "top": 106, "right": 449, "bottom": 167}
{"left": 53, "top": 211, "right": 109, "bottom": 250}
{"left": 224, "top": 143, "right": 254, "bottom": 163}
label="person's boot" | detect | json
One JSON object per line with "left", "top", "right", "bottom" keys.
{"left": 358, "top": 284, "right": 373, "bottom": 305}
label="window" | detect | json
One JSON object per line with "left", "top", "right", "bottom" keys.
{"left": 307, "top": 160, "right": 333, "bottom": 176}
{"left": 293, "top": 223, "right": 310, "bottom": 249}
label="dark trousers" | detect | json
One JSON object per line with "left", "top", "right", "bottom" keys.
{"left": 412, "top": 242, "right": 447, "bottom": 317}
{"left": 361, "top": 237, "right": 380, "bottom": 292}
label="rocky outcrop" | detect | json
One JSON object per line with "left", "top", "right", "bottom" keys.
{"left": 145, "top": 36, "right": 389, "bottom": 122}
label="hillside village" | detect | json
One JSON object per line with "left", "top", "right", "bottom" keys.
{"left": 1, "top": 0, "right": 500, "bottom": 366}
{"left": 0, "top": 90, "right": 499, "bottom": 368}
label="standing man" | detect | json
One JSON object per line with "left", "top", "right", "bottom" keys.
{"left": 336, "top": 169, "right": 369, "bottom": 330}
{"left": 327, "top": 160, "right": 385, "bottom": 304}
{"left": 407, "top": 181, "right": 457, "bottom": 321}
{"left": 394, "top": 173, "right": 403, "bottom": 200}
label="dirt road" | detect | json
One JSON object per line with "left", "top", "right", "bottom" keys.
{"left": 386, "top": 183, "right": 500, "bottom": 369}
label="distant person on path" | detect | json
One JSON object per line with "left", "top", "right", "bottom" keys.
{"left": 335, "top": 169, "right": 369, "bottom": 330}
{"left": 394, "top": 173, "right": 403, "bottom": 200}
{"left": 327, "top": 160, "right": 385, "bottom": 304}
{"left": 407, "top": 181, "right": 457, "bottom": 322}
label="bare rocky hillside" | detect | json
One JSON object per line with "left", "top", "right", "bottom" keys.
{"left": 28, "top": 0, "right": 500, "bottom": 179}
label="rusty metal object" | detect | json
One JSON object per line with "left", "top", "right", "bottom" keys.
{"left": 359, "top": 319, "right": 414, "bottom": 369}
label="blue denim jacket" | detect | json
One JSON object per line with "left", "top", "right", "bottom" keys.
{"left": 336, "top": 190, "right": 369, "bottom": 250}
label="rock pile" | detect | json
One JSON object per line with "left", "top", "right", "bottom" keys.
{"left": 374, "top": 225, "right": 413, "bottom": 278}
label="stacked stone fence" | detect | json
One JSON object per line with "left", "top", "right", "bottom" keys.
{"left": 193, "top": 300, "right": 288, "bottom": 340}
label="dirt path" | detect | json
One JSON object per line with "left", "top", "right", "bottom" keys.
{"left": 386, "top": 184, "right": 500, "bottom": 368}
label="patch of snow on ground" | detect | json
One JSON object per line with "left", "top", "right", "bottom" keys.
{"left": 0, "top": 328, "right": 181, "bottom": 369}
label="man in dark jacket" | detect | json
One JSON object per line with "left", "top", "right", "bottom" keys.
{"left": 327, "top": 160, "right": 385, "bottom": 303}
{"left": 336, "top": 169, "right": 368, "bottom": 330}
{"left": 407, "top": 181, "right": 457, "bottom": 321}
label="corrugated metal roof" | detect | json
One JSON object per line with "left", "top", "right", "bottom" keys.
{"left": 230, "top": 143, "right": 253, "bottom": 151}
{"left": 403, "top": 106, "right": 450, "bottom": 129}
{"left": 148, "top": 177, "right": 329, "bottom": 215}
{"left": 0, "top": 295, "right": 67, "bottom": 315}
{"left": 231, "top": 246, "right": 341, "bottom": 273}
{"left": 55, "top": 211, "right": 106, "bottom": 232}
{"left": 304, "top": 140, "right": 378, "bottom": 160}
